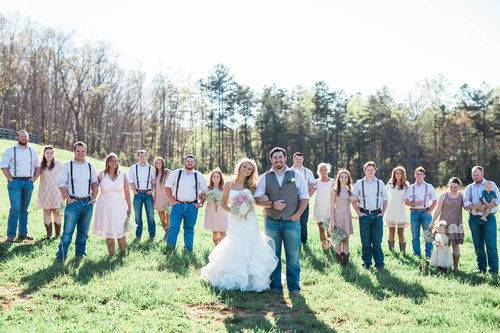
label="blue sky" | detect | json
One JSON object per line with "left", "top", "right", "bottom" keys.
{"left": 1, "top": 0, "right": 499, "bottom": 99}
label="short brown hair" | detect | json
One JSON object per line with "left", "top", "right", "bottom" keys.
{"left": 415, "top": 166, "right": 426, "bottom": 174}
{"left": 184, "top": 154, "right": 196, "bottom": 161}
{"left": 363, "top": 161, "right": 377, "bottom": 171}
{"left": 137, "top": 149, "right": 148, "bottom": 156}
{"left": 293, "top": 152, "right": 303, "bottom": 159}
{"left": 73, "top": 141, "right": 87, "bottom": 151}
{"left": 269, "top": 147, "right": 287, "bottom": 159}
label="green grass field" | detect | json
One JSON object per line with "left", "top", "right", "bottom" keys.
{"left": 0, "top": 139, "right": 499, "bottom": 332}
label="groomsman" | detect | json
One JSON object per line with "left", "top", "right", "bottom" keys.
{"left": 352, "top": 161, "right": 388, "bottom": 269}
{"left": 463, "top": 166, "right": 499, "bottom": 275}
{"left": 128, "top": 150, "right": 156, "bottom": 240}
{"left": 404, "top": 166, "right": 437, "bottom": 260}
{"left": 255, "top": 147, "right": 310, "bottom": 295}
{"left": 56, "top": 142, "right": 98, "bottom": 260}
{"left": 165, "top": 154, "right": 207, "bottom": 252}
{"left": 1, "top": 130, "right": 40, "bottom": 242}
{"left": 290, "top": 152, "right": 316, "bottom": 245}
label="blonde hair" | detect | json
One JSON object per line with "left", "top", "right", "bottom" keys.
{"left": 316, "top": 163, "right": 331, "bottom": 176}
{"left": 233, "top": 158, "right": 258, "bottom": 191}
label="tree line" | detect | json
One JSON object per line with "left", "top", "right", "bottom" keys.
{"left": 0, "top": 14, "right": 498, "bottom": 185}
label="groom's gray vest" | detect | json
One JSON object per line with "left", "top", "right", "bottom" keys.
{"left": 264, "top": 170, "right": 299, "bottom": 221}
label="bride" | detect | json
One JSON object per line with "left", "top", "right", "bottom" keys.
{"left": 201, "top": 158, "right": 278, "bottom": 292}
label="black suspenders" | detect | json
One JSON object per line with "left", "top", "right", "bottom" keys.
{"left": 361, "top": 179, "right": 380, "bottom": 210}
{"left": 70, "top": 161, "right": 92, "bottom": 196}
{"left": 12, "top": 146, "right": 33, "bottom": 177}
{"left": 136, "top": 164, "right": 152, "bottom": 190}
{"left": 175, "top": 170, "right": 198, "bottom": 201}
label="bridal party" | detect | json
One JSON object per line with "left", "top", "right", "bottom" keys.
{"left": 1, "top": 130, "right": 499, "bottom": 295}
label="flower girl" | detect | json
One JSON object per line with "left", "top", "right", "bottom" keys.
{"left": 429, "top": 220, "right": 453, "bottom": 272}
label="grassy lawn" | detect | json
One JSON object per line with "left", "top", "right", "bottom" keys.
{"left": 0, "top": 139, "right": 499, "bottom": 332}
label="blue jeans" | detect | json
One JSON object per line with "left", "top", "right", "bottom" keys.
{"left": 410, "top": 210, "right": 433, "bottom": 257}
{"left": 6, "top": 179, "right": 34, "bottom": 238}
{"left": 165, "top": 203, "right": 198, "bottom": 251}
{"left": 56, "top": 199, "right": 94, "bottom": 259}
{"left": 265, "top": 216, "right": 301, "bottom": 292}
{"left": 359, "top": 214, "right": 384, "bottom": 268}
{"left": 299, "top": 205, "right": 309, "bottom": 244}
{"left": 133, "top": 193, "right": 155, "bottom": 239}
{"left": 469, "top": 214, "right": 498, "bottom": 273}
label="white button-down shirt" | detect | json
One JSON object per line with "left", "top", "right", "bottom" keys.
{"left": 404, "top": 181, "right": 438, "bottom": 209}
{"left": 58, "top": 160, "right": 98, "bottom": 197}
{"left": 0, "top": 144, "right": 39, "bottom": 177}
{"left": 128, "top": 163, "right": 154, "bottom": 190}
{"left": 352, "top": 177, "right": 388, "bottom": 210}
{"left": 463, "top": 179, "right": 499, "bottom": 215}
{"left": 254, "top": 166, "right": 310, "bottom": 200}
{"left": 291, "top": 165, "right": 316, "bottom": 187}
{"left": 165, "top": 168, "right": 207, "bottom": 202}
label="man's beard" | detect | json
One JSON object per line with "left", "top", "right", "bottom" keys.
{"left": 18, "top": 140, "right": 27, "bottom": 146}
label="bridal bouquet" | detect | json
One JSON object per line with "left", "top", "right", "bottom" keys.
{"left": 423, "top": 229, "right": 435, "bottom": 242}
{"left": 206, "top": 188, "right": 223, "bottom": 211}
{"left": 229, "top": 190, "right": 255, "bottom": 218}
{"left": 330, "top": 226, "right": 347, "bottom": 247}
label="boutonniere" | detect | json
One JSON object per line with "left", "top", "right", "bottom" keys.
{"left": 289, "top": 177, "right": 296, "bottom": 183}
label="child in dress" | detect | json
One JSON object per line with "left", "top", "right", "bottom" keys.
{"left": 202, "top": 168, "right": 228, "bottom": 245}
{"left": 429, "top": 220, "right": 453, "bottom": 272}
{"left": 313, "top": 163, "right": 334, "bottom": 251}
{"left": 478, "top": 181, "right": 497, "bottom": 221}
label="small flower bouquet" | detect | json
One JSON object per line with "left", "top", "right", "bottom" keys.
{"left": 330, "top": 225, "right": 347, "bottom": 247}
{"left": 124, "top": 215, "right": 131, "bottom": 232}
{"left": 423, "top": 229, "right": 435, "bottom": 243}
{"left": 206, "top": 188, "right": 223, "bottom": 211}
{"left": 229, "top": 190, "right": 255, "bottom": 218}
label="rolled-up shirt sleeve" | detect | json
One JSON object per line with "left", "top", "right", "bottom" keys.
{"left": 165, "top": 170, "right": 177, "bottom": 189}
{"left": 0, "top": 148, "right": 11, "bottom": 169}
{"left": 352, "top": 180, "right": 362, "bottom": 199}
{"left": 127, "top": 167, "right": 135, "bottom": 184}
{"left": 90, "top": 165, "right": 98, "bottom": 184}
{"left": 198, "top": 172, "right": 208, "bottom": 194}
{"left": 58, "top": 163, "right": 69, "bottom": 189}
{"left": 380, "top": 180, "right": 389, "bottom": 201}
{"left": 253, "top": 174, "right": 266, "bottom": 198}
{"left": 463, "top": 185, "right": 472, "bottom": 207}
{"left": 429, "top": 185, "right": 438, "bottom": 201}
{"left": 295, "top": 173, "right": 310, "bottom": 200}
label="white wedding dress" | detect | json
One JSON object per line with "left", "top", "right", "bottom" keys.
{"left": 201, "top": 189, "right": 279, "bottom": 292}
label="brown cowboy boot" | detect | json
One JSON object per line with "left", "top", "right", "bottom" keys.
{"left": 388, "top": 241, "right": 395, "bottom": 252}
{"left": 453, "top": 254, "right": 460, "bottom": 271}
{"left": 44, "top": 223, "right": 52, "bottom": 239}
{"left": 399, "top": 242, "right": 406, "bottom": 255}
{"left": 54, "top": 223, "right": 61, "bottom": 238}
{"left": 342, "top": 252, "right": 349, "bottom": 267}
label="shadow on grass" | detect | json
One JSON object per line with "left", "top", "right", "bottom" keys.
{"left": 341, "top": 261, "right": 428, "bottom": 304}
{"left": 73, "top": 255, "right": 125, "bottom": 284}
{"left": 0, "top": 239, "right": 48, "bottom": 263}
{"left": 212, "top": 289, "right": 336, "bottom": 333}
{"left": 21, "top": 259, "right": 65, "bottom": 295}
{"left": 302, "top": 244, "right": 329, "bottom": 273}
{"left": 157, "top": 247, "right": 203, "bottom": 276}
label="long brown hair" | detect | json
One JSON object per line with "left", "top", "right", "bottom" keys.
{"left": 334, "top": 168, "right": 352, "bottom": 195}
{"left": 389, "top": 166, "right": 408, "bottom": 190}
{"left": 234, "top": 158, "right": 258, "bottom": 191}
{"left": 208, "top": 168, "right": 225, "bottom": 190}
{"left": 40, "top": 145, "right": 56, "bottom": 171}
{"left": 103, "top": 153, "right": 119, "bottom": 176}
{"left": 154, "top": 157, "right": 169, "bottom": 183}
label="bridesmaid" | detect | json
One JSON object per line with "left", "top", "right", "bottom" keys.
{"left": 153, "top": 157, "right": 171, "bottom": 232}
{"left": 384, "top": 166, "right": 410, "bottom": 254}
{"left": 431, "top": 177, "right": 464, "bottom": 270}
{"left": 36, "top": 145, "right": 63, "bottom": 239}
{"left": 329, "top": 169, "right": 354, "bottom": 266}
{"left": 313, "top": 163, "right": 334, "bottom": 251}
{"left": 202, "top": 168, "right": 228, "bottom": 245}
{"left": 93, "top": 153, "right": 131, "bottom": 256}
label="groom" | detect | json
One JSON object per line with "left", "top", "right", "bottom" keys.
{"left": 255, "top": 147, "right": 309, "bottom": 295}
